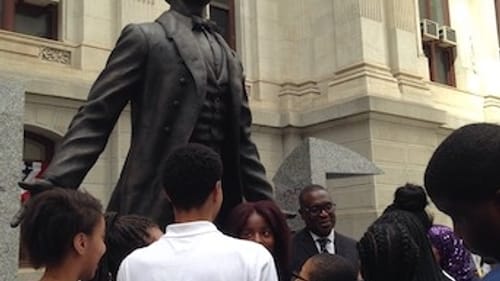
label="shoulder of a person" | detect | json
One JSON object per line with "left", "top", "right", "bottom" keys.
{"left": 222, "top": 234, "right": 272, "bottom": 256}
{"left": 335, "top": 231, "right": 357, "bottom": 243}
{"left": 292, "top": 228, "right": 309, "bottom": 241}
{"left": 121, "top": 21, "right": 163, "bottom": 39}
{"left": 121, "top": 240, "right": 160, "bottom": 265}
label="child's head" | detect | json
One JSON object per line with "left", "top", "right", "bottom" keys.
{"left": 93, "top": 213, "right": 162, "bottom": 281}
{"left": 21, "top": 188, "right": 105, "bottom": 280}
{"left": 425, "top": 123, "right": 500, "bottom": 259}
{"left": 358, "top": 184, "right": 444, "bottom": 281}
{"left": 298, "top": 254, "right": 357, "bottom": 281}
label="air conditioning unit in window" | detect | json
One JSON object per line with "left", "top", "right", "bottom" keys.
{"left": 439, "top": 26, "right": 457, "bottom": 48}
{"left": 420, "top": 19, "right": 439, "bottom": 41}
{"left": 24, "top": 0, "right": 59, "bottom": 6}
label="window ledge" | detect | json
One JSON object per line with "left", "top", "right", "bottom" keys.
{"left": 0, "top": 29, "right": 77, "bottom": 66}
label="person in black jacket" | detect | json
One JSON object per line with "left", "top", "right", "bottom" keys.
{"left": 13, "top": 0, "right": 273, "bottom": 229}
{"left": 291, "top": 184, "right": 359, "bottom": 273}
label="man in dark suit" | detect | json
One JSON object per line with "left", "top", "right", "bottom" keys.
{"left": 291, "top": 184, "right": 359, "bottom": 273}
{"left": 13, "top": 0, "right": 273, "bottom": 228}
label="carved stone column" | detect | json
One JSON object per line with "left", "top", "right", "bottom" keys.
{"left": 385, "top": 0, "right": 430, "bottom": 103}
{"left": 328, "top": 0, "right": 400, "bottom": 103}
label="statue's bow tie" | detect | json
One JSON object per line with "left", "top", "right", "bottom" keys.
{"left": 192, "top": 16, "right": 219, "bottom": 33}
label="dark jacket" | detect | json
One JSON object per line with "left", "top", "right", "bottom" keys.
{"left": 41, "top": 10, "right": 273, "bottom": 227}
{"left": 291, "top": 228, "right": 359, "bottom": 273}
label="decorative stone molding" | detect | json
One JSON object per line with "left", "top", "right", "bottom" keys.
{"left": 484, "top": 95, "right": 500, "bottom": 108}
{"left": 39, "top": 47, "right": 71, "bottom": 65}
{"left": 483, "top": 96, "right": 500, "bottom": 123}
{"left": 279, "top": 81, "right": 321, "bottom": 97}
{"left": 330, "top": 63, "right": 397, "bottom": 87}
{"left": 393, "top": 72, "right": 429, "bottom": 91}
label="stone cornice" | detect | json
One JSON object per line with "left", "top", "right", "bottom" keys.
{"left": 252, "top": 95, "right": 447, "bottom": 128}
{"left": 329, "top": 62, "right": 397, "bottom": 87}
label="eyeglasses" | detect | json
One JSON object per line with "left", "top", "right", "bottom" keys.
{"left": 291, "top": 271, "right": 309, "bottom": 281}
{"left": 301, "top": 203, "right": 336, "bottom": 216}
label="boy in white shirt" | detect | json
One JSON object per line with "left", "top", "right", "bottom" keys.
{"left": 117, "top": 144, "right": 278, "bottom": 281}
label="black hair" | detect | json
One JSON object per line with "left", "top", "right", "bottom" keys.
{"left": 91, "top": 212, "right": 160, "bottom": 281}
{"left": 21, "top": 188, "right": 103, "bottom": 269}
{"left": 385, "top": 183, "right": 432, "bottom": 231}
{"left": 306, "top": 254, "right": 357, "bottom": 281}
{"left": 358, "top": 218, "right": 419, "bottom": 281}
{"left": 425, "top": 123, "right": 500, "bottom": 202}
{"left": 298, "top": 184, "right": 327, "bottom": 208}
{"left": 161, "top": 143, "right": 222, "bottom": 210}
{"left": 358, "top": 203, "right": 446, "bottom": 281}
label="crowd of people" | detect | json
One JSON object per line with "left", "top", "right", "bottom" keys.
{"left": 19, "top": 122, "right": 500, "bottom": 281}
{"left": 13, "top": 0, "right": 500, "bottom": 279}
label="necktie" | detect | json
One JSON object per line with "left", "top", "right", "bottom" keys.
{"left": 317, "top": 237, "right": 330, "bottom": 253}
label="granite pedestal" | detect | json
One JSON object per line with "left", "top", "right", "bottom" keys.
{"left": 0, "top": 77, "right": 24, "bottom": 281}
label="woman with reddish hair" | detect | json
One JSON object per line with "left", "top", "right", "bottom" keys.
{"left": 225, "top": 200, "right": 291, "bottom": 281}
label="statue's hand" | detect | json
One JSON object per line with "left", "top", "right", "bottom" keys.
{"left": 18, "top": 178, "right": 55, "bottom": 195}
{"left": 10, "top": 179, "right": 56, "bottom": 228}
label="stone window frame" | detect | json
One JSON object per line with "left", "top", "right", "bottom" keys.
{"left": 419, "top": 0, "right": 456, "bottom": 87}
{"left": 208, "top": 0, "right": 236, "bottom": 50}
{"left": 0, "top": 0, "right": 59, "bottom": 40}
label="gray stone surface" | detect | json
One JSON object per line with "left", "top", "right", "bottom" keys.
{"left": 273, "top": 137, "right": 382, "bottom": 231}
{"left": 0, "top": 77, "right": 24, "bottom": 281}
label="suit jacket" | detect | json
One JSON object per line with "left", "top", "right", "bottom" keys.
{"left": 291, "top": 228, "right": 359, "bottom": 273}
{"left": 41, "top": 10, "right": 273, "bottom": 228}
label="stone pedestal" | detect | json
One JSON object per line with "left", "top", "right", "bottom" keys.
{"left": 0, "top": 77, "right": 24, "bottom": 281}
{"left": 273, "top": 137, "right": 382, "bottom": 231}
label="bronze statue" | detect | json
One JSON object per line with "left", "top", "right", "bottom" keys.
{"left": 14, "top": 0, "right": 273, "bottom": 228}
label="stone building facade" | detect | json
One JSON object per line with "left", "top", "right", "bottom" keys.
{"left": 2, "top": 1, "right": 500, "bottom": 276}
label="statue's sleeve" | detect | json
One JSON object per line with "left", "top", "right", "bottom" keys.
{"left": 42, "top": 24, "right": 148, "bottom": 188}
{"left": 238, "top": 75, "right": 274, "bottom": 201}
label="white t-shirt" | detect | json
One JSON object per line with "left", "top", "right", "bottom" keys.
{"left": 117, "top": 221, "right": 278, "bottom": 281}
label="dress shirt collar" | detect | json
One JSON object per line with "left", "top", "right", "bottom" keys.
{"left": 165, "top": 221, "right": 218, "bottom": 237}
{"left": 309, "top": 229, "right": 335, "bottom": 253}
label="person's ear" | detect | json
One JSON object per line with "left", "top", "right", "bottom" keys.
{"left": 73, "top": 232, "right": 88, "bottom": 256}
{"left": 212, "top": 180, "right": 222, "bottom": 202}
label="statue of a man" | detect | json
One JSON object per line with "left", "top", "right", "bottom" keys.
{"left": 15, "top": 0, "right": 273, "bottom": 228}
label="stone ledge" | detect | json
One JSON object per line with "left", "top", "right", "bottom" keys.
{"left": 0, "top": 30, "right": 76, "bottom": 66}
{"left": 252, "top": 95, "right": 447, "bottom": 128}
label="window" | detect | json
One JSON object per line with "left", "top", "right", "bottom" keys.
{"left": 0, "top": 0, "right": 58, "bottom": 40}
{"left": 419, "top": 0, "right": 456, "bottom": 86}
{"left": 209, "top": 0, "right": 236, "bottom": 49}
